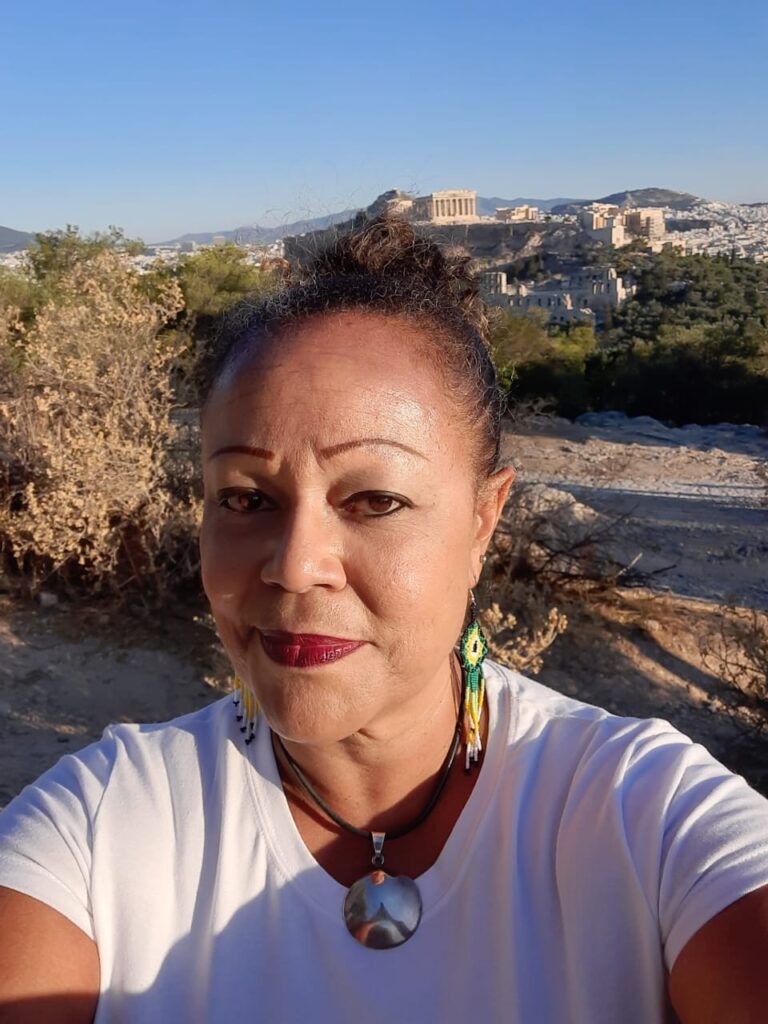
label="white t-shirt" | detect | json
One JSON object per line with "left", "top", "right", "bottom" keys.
{"left": 2, "top": 661, "right": 768, "bottom": 1023}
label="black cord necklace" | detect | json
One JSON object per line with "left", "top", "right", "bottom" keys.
{"left": 273, "top": 665, "right": 466, "bottom": 950}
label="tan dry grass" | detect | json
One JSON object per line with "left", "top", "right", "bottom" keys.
{"left": 0, "top": 252, "right": 200, "bottom": 599}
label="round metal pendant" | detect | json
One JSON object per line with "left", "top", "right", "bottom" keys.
{"left": 343, "top": 870, "right": 423, "bottom": 949}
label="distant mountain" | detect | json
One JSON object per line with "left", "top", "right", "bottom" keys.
{"left": 156, "top": 210, "right": 357, "bottom": 247}
{"left": 552, "top": 188, "right": 702, "bottom": 215}
{"left": 0, "top": 225, "right": 34, "bottom": 254}
{"left": 477, "top": 196, "right": 583, "bottom": 215}
{"left": 158, "top": 197, "right": 583, "bottom": 247}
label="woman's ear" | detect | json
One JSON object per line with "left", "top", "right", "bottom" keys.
{"left": 470, "top": 465, "right": 516, "bottom": 584}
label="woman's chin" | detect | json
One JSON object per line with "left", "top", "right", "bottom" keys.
{"left": 245, "top": 659, "right": 373, "bottom": 746}
{"left": 262, "top": 702, "right": 365, "bottom": 747}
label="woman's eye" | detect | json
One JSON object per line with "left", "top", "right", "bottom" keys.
{"left": 217, "top": 489, "right": 273, "bottom": 514}
{"left": 345, "top": 493, "right": 408, "bottom": 517}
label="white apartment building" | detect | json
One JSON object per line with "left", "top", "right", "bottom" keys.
{"left": 495, "top": 205, "right": 541, "bottom": 223}
{"left": 579, "top": 203, "right": 666, "bottom": 247}
{"left": 579, "top": 204, "right": 627, "bottom": 246}
{"left": 624, "top": 208, "right": 665, "bottom": 241}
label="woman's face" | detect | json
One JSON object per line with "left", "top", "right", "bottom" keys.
{"left": 200, "top": 310, "right": 514, "bottom": 744}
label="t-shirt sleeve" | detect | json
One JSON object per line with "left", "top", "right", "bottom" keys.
{"left": 0, "top": 726, "right": 118, "bottom": 940}
{"left": 618, "top": 721, "right": 768, "bottom": 973}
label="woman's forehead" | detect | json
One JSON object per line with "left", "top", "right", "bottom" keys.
{"left": 202, "top": 312, "right": 454, "bottom": 459}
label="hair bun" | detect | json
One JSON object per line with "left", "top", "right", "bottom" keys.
{"left": 304, "top": 213, "right": 489, "bottom": 343}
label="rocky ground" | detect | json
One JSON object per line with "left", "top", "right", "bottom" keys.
{"left": 1, "top": 410, "right": 766, "bottom": 806}
{"left": 504, "top": 410, "right": 768, "bottom": 607}
{"left": 500, "top": 411, "right": 767, "bottom": 792}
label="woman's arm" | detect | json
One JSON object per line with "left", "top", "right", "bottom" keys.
{"left": 668, "top": 882, "right": 768, "bottom": 1024}
{"left": 0, "top": 887, "right": 99, "bottom": 1024}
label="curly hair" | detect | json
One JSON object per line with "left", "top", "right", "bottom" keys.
{"left": 203, "top": 213, "right": 506, "bottom": 480}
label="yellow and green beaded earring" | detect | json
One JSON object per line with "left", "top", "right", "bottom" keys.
{"left": 458, "top": 590, "right": 488, "bottom": 770}
{"left": 232, "top": 675, "right": 259, "bottom": 744}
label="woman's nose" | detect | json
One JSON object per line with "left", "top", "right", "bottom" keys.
{"left": 260, "top": 506, "right": 346, "bottom": 593}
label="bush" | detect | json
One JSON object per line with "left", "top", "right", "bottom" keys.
{"left": 489, "top": 311, "right": 598, "bottom": 419}
{"left": 147, "top": 245, "right": 281, "bottom": 404}
{"left": 0, "top": 250, "right": 201, "bottom": 601}
{"left": 699, "top": 602, "right": 768, "bottom": 741}
{"left": 584, "top": 337, "right": 768, "bottom": 426}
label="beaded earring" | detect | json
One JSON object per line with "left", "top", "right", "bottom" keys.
{"left": 458, "top": 590, "right": 489, "bottom": 770}
{"left": 232, "top": 675, "right": 259, "bottom": 744}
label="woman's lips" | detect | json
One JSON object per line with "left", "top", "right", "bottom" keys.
{"left": 259, "top": 631, "right": 366, "bottom": 668}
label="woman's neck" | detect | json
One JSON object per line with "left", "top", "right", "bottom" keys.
{"left": 272, "top": 653, "right": 471, "bottom": 835}
{"left": 270, "top": 657, "right": 490, "bottom": 887}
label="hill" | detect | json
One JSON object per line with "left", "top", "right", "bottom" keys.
{"left": 284, "top": 191, "right": 600, "bottom": 266}
{"left": 552, "top": 188, "right": 702, "bottom": 215}
{"left": 0, "top": 225, "right": 34, "bottom": 254}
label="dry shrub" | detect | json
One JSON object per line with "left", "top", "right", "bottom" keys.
{"left": 699, "top": 602, "right": 768, "bottom": 740}
{"left": 480, "top": 485, "right": 571, "bottom": 674}
{"left": 478, "top": 466, "right": 674, "bottom": 674}
{"left": 0, "top": 251, "right": 201, "bottom": 600}
{"left": 492, "top": 482, "right": 655, "bottom": 595}
{"left": 480, "top": 580, "right": 568, "bottom": 675}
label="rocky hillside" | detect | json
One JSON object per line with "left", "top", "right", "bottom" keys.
{"left": 284, "top": 198, "right": 599, "bottom": 266}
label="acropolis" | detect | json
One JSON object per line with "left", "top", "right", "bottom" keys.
{"left": 382, "top": 189, "right": 479, "bottom": 224}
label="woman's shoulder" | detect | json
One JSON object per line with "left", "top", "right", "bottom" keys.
{"left": 99, "top": 694, "right": 235, "bottom": 755}
{"left": 2, "top": 696, "right": 236, "bottom": 822}
{"left": 487, "top": 656, "right": 667, "bottom": 745}
{"left": 487, "top": 658, "right": 614, "bottom": 721}
{"left": 485, "top": 658, "right": 759, "bottom": 803}
{"left": 0, "top": 696, "right": 242, "bottom": 943}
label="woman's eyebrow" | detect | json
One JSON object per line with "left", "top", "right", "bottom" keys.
{"left": 208, "top": 439, "right": 428, "bottom": 462}
{"left": 208, "top": 445, "right": 275, "bottom": 461}
{"left": 320, "top": 438, "right": 428, "bottom": 461}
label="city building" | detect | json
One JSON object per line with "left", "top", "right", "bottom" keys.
{"left": 624, "top": 207, "right": 666, "bottom": 241}
{"left": 481, "top": 271, "right": 511, "bottom": 296}
{"left": 579, "top": 203, "right": 667, "bottom": 247}
{"left": 495, "top": 205, "right": 541, "bottom": 223}
{"left": 579, "top": 204, "right": 627, "bottom": 246}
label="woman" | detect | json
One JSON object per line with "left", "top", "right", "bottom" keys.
{"left": 0, "top": 215, "right": 767, "bottom": 1023}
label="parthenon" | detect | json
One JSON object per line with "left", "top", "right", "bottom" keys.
{"left": 411, "top": 189, "right": 478, "bottom": 223}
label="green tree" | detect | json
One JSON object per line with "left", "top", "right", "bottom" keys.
{"left": 173, "top": 244, "right": 275, "bottom": 320}
{"left": 488, "top": 308, "right": 552, "bottom": 370}
{"left": 149, "top": 244, "right": 281, "bottom": 403}
{"left": 0, "top": 267, "right": 40, "bottom": 327}
{"left": 26, "top": 225, "right": 144, "bottom": 288}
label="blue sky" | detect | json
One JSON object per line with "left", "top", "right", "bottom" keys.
{"left": 2, "top": 0, "right": 766, "bottom": 240}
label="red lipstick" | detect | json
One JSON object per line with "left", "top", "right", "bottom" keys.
{"left": 259, "top": 631, "right": 366, "bottom": 668}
